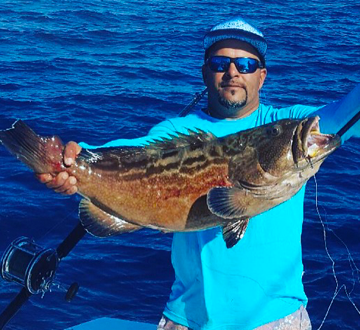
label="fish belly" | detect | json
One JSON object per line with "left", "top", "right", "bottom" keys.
{"left": 75, "top": 163, "right": 231, "bottom": 231}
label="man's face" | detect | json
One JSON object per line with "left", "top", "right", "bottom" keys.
{"left": 202, "top": 39, "right": 267, "bottom": 119}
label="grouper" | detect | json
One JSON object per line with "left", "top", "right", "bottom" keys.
{"left": 0, "top": 117, "right": 340, "bottom": 248}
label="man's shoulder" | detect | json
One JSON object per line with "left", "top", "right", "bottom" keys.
{"left": 260, "top": 103, "right": 322, "bottom": 122}
{"left": 151, "top": 111, "right": 212, "bottom": 134}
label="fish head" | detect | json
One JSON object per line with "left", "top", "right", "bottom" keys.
{"left": 248, "top": 116, "right": 341, "bottom": 180}
{"left": 290, "top": 116, "right": 341, "bottom": 172}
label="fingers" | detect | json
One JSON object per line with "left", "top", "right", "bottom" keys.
{"left": 54, "top": 178, "right": 78, "bottom": 195}
{"left": 34, "top": 141, "right": 81, "bottom": 196}
{"left": 46, "top": 172, "right": 69, "bottom": 189}
{"left": 36, "top": 173, "right": 54, "bottom": 184}
{"left": 35, "top": 172, "right": 78, "bottom": 195}
{"left": 48, "top": 172, "right": 78, "bottom": 195}
{"left": 61, "top": 185, "right": 78, "bottom": 195}
{"left": 64, "top": 141, "right": 82, "bottom": 166}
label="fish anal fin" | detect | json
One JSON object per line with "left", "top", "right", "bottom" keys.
{"left": 79, "top": 199, "right": 141, "bottom": 237}
{"left": 207, "top": 186, "right": 247, "bottom": 219}
{"left": 222, "top": 218, "right": 250, "bottom": 248}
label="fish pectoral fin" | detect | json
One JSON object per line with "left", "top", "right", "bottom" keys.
{"left": 79, "top": 199, "right": 142, "bottom": 237}
{"left": 238, "top": 180, "right": 288, "bottom": 200}
{"left": 207, "top": 187, "right": 247, "bottom": 219}
{"left": 222, "top": 218, "right": 250, "bottom": 248}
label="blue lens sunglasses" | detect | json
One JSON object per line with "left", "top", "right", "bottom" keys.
{"left": 206, "top": 56, "right": 264, "bottom": 74}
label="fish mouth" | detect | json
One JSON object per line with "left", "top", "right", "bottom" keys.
{"left": 293, "top": 116, "right": 341, "bottom": 166}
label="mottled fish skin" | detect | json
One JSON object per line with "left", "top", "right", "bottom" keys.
{"left": 206, "top": 117, "right": 341, "bottom": 221}
{"left": 66, "top": 117, "right": 339, "bottom": 229}
{"left": 0, "top": 117, "right": 341, "bottom": 246}
{"left": 70, "top": 132, "right": 233, "bottom": 231}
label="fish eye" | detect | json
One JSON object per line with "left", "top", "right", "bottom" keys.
{"left": 267, "top": 125, "right": 282, "bottom": 136}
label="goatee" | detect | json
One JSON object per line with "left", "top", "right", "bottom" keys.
{"left": 218, "top": 90, "right": 248, "bottom": 110}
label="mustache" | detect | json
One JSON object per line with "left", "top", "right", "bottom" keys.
{"left": 218, "top": 91, "right": 248, "bottom": 110}
{"left": 220, "top": 81, "right": 246, "bottom": 88}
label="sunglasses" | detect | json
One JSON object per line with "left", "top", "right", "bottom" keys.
{"left": 206, "top": 56, "right": 264, "bottom": 74}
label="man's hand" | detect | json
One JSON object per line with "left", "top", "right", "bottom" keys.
{"left": 36, "top": 141, "right": 82, "bottom": 195}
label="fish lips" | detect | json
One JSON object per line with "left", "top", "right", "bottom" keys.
{"left": 292, "top": 116, "right": 341, "bottom": 167}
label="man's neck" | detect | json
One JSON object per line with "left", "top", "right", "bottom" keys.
{"left": 205, "top": 103, "right": 259, "bottom": 119}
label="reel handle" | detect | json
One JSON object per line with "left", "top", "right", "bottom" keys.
{"left": 0, "top": 222, "right": 87, "bottom": 329}
{"left": 65, "top": 282, "right": 79, "bottom": 302}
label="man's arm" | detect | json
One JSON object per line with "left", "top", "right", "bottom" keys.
{"left": 272, "top": 83, "right": 360, "bottom": 143}
{"left": 315, "top": 83, "right": 360, "bottom": 143}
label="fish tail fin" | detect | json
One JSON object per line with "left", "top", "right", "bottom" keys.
{"left": 0, "top": 120, "right": 65, "bottom": 174}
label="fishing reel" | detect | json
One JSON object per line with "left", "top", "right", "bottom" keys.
{"left": 1, "top": 237, "right": 78, "bottom": 299}
{"left": 0, "top": 222, "right": 86, "bottom": 329}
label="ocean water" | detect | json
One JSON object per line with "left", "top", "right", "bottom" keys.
{"left": 0, "top": 0, "right": 360, "bottom": 329}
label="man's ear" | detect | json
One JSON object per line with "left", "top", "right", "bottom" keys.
{"left": 202, "top": 64, "right": 209, "bottom": 87}
{"left": 258, "top": 68, "right": 267, "bottom": 90}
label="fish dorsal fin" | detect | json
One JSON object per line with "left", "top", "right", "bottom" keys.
{"left": 79, "top": 199, "right": 142, "bottom": 237}
{"left": 147, "top": 128, "right": 216, "bottom": 150}
{"left": 207, "top": 186, "right": 247, "bottom": 219}
{"left": 78, "top": 129, "right": 216, "bottom": 170}
{"left": 222, "top": 219, "right": 250, "bottom": 248}
{"left": 79, "top": 146, "right": 145, "bottom": 163}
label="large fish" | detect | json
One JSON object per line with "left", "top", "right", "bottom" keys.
{"left": 0, "top": 117, "right": 340, "bottom": 248}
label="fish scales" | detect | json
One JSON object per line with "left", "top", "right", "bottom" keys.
{"left": 71, "top": 138, "right": 232, "bottom": 230}
{"left": 0, "top": 118, "right": 341, "bottom": 247}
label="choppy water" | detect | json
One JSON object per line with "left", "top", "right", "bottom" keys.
{"left": 0, "top": 0, "right": 360, "bottom": 329}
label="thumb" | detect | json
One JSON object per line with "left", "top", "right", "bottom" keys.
{"left": 64, "top": 141, "right": 82, "bottom": 166}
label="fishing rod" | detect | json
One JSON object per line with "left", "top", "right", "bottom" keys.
{"left": 178, "top": 88, "right": 360, "bottom": 137}
{"left": 0, "top": 94, "right": 358, "bottom": 329}
{"left": 0, "top": 222, "right": 86, "bottom": 329}
{"left": 178, "top": 88, "right": 208, "bottom": 117}
{"left": 336, "top": 109, "right": 360, "bottom": 137}
{"left": 0, "top": 88, "right": 209, "bottom": 329}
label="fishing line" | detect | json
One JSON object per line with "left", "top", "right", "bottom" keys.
{"left": 35, "top": 204, "right": 79, "bottom": 242}
{"left": 314, "top": 174, "right": 341, "bottom": 329}
{"left": 313, "top": 175, "right": 360, "bottom": 330}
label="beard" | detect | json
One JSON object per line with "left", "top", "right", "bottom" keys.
{"left": 218, "top": 89, "right": 248, "bottom": 110}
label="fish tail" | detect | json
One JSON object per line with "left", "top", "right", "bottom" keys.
{"left": 0, "top": 120, "right": 65, "bottom": 174}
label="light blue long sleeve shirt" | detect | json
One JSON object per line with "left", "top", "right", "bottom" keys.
{"left": 80, "top": 83, "right": 360, "bottom": 329}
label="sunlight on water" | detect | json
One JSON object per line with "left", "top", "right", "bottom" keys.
{"left": 0, "top": 0, "right": 359, "bottom": 329}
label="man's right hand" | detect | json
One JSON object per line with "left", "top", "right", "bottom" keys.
{"left": 36, "top": 141, "right": 82, "bottom": 195}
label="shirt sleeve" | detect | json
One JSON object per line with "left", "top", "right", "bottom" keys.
{"left": 78, "top": 119, "right": 178, "bottom": 149}
{"left": 272, "top": 83, "right": 360, "bottom": 144}
{"left": 313, "top": 83, "right": 360, "bottom": 143}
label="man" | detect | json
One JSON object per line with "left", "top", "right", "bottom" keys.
{"left": 37, "top": 17, "right": 359, "bottom": 329}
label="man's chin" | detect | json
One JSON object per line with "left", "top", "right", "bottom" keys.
{"left": 218, "top": 96, "right": 247, "bottom": 110}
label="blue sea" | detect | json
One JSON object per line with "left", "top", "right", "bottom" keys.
{"left": 0, "top": 0, "right": 360, "bottom": 329}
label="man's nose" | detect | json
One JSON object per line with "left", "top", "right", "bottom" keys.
{"left": 224, "top": 62, "right": 240, "bottom": 78}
